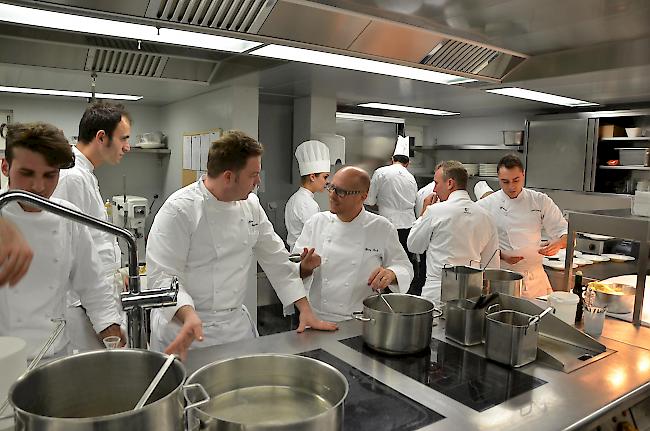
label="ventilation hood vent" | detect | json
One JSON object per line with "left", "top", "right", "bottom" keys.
{"left": 85, "top": 49, "right": 167, "bottom": 78}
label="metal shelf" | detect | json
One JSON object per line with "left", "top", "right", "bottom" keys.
{"left": 130, "top": 147, "right": 171, "bottom": 155}
{"left": 415, "top": 145, "right": 523, "bottom": 152}
{"left": 598, "top": 165, "right": 650, "bottom": 171}
{"left": 470, "top": 175, "right": 500, "bottom": 181}
{"left": 600, "top": 137, "right": 650, "bottom": 142}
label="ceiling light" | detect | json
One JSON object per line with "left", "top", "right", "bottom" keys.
{"left": 250, "top": 44, "right": 475, "bottom": 85}
{"left": 0, "top": 86, "right": 143, "bottom": 101}
{"left": 358, "top": 102, "right": 459, "bottom": 116}
{"left": 336, "top": 112, "right": 405, "bottom": 124}
{"left": 0, "top": 3, "right": 260, "bottom": 53}
{"left": 485, "top": 87, "right": 598, "bottom": 107}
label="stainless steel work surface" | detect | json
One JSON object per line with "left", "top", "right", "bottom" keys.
{"left": 186, "top": 319, "right": 650, "bottom": 431}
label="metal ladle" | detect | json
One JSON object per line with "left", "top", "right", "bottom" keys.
{"left": 133, "top": 354, "right": 177, "bottom": 410}
{"left": 379, "top": 293, "right": 396, "bottom": 313}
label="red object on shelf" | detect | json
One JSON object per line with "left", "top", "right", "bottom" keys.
{"left": 606, "top": 159, "right": 620, "bottom": 166}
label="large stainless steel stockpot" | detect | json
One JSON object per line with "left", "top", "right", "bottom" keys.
{"left": 353, "top": 293, "right": 442, "bottom": 354}
{"left": 186, "top": 353, "right": 348, "bottom": 431}
{"left": 483, "top": 269, "right": 524, "bottom": 297}
{"left": 9, "top": 349, "right": 208, "bottom": 431}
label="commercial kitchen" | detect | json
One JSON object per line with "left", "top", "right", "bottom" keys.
{"left": 1, "top": 1, "right": 650, "bottom": 430}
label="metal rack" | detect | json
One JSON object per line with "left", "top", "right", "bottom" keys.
{"left": 563, "top": 208, "right": 650, "bottom": 326}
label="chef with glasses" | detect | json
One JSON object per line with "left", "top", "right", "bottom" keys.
{"left": 293, "top": 166, "right": 413, "bottom": 321}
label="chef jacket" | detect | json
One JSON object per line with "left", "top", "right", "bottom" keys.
{"left": 147, "top": 177, "right": 307, "bottom": 349}
{"left": 415, "top": 180, "right": 435, "bottom": 218}
{"left": 477, "top": 188, "right": 568, "bottom": 298}
{"left": 0, "top": 198, "right": 122, "bottom": 358}
{"left": 285, "top": 187, "right": 320, "bottom": 249}
{"left": 365, "top": 164, "right": 417, "bottom": 229}
{"left": 52, "top": 146, "right": 122, "bottom": 302}
{"left": 293, "top": 209, "right": 413, "bottom": 322}
{"left": 407, "top": 190, "right": 500, "bottom": 303}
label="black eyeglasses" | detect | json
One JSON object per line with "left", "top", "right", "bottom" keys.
{"left": 325, "top": 183, "right": 362, "bottom": 198}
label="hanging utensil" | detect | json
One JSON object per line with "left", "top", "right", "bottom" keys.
{"left": 472, "top": 292, "right": 499, "bottom": 310}
{"left": 134, "top": 354, "right": 177, "bottom": 410}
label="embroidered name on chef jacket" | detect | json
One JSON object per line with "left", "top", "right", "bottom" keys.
{"left": 463, "top": 207, "right": 472, "bottom": 215}
{"left": 365, "top": 247, "right": 380, "bottom": 253}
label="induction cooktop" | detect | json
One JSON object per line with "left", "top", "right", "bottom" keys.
{"left": 301, "top": 349, "right": 445, "bottom": 430}
{"left": 339, "top": 336, "right": 546, "bottom": 412}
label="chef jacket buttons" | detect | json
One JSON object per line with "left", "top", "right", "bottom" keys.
{"left": 345, "top": 283, "right": 349, "bottom": 287}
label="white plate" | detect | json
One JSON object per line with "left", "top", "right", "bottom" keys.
{"left": 543, "top": 260, "right": 578, "bottom": 270}
{"left": 581, "top": 254, "right": 610, "bottom": 262}
{"left": 602, "top": 254, "right": 635, "bottom": 262}
{"left": 581, "top": 233, "right": 615, "bottom": 241}
{"left": 572, "top": 257, "right": 593, "bottom": 265}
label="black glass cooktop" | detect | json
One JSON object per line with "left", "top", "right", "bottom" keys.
{"left": 301, "top": 349, "right": 444, "bottom": 430}
{"left": 339, "top": 336, "right": 546, "bottom": 412}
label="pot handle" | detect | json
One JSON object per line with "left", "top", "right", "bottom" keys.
{"left": 183, "top": 383, "right": 210, "bottom": 412}
{"left": 486, "top": 303, "right": 500, "bottom": 315}
{"left": 432, "top": 307, "right": 444, "bottom": 319}
{"left": 352, "top": 311, "right": 371, "bottom": 322}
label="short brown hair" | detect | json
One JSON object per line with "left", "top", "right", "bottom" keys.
{"left": 207, "top": 130, "right": 263, "bottom": 178}
{"left": 78, "top": 101, "right": 131, "bottom": 144}
{"left": 6, "top": 122, "right": 74, "bottom": 168}
{"left": 435, "top": 160, "right": 468, "bottom": 190}
{"left": 497, "top": 154, "right": 524, "bottom": 172}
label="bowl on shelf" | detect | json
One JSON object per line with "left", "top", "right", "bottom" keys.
{"left": 625, "top": 127, "right": 642, "bottom": 137}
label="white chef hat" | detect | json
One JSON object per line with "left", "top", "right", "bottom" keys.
{"left": 393, "top": 135, "right": 410, "bottom": 157}
{"left": 295, "top": 140, "right": 331, "bottom": 176}
{"left": 474, "top": 181, "right": 494, "bottom": 200}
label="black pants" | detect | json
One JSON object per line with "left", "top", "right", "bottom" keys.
{"left": 397, "top": 228, "right": 422, "bottom": 296}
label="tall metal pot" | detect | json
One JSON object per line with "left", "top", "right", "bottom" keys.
{"left": 441, "top": 265, "right": 483, "bottom": 303}
{"left": 483, "top": 269, "right": 524, "bottom": 297}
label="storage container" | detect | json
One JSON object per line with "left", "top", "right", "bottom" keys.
{"left": 617, "top": 148, "right": 647, "bottom": 165}
{"left": 445, "top": 299, "right": 485, "bottom": 346}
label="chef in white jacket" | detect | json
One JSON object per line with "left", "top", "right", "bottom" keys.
{"left": 477, "top": 154, "right": 567, "bottom": 298}
{"left": 285, "top": 140, "right": 330, "bottom": 249}
{"left": 408, "top": 161, "right": 500, "bottom": 304}
{"left": 293, "top": 166, "right": 413, "bottom": 321}
{"left": 52, "top": 101, "right": 131, "bottom": 350}
{"left": 412, "top": 178, "right": 436, "bottom": 295}
{"left": 147, "top": 131, "right": 336, "bottom": 359}
{"left": 0, "top": 122, "right": 124, "bottom": 357}
{"left": 473, "top": 181, "right": 494, "bottom": 200}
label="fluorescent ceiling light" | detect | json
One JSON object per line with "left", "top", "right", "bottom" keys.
{"left": 0, "top": 3, "right": 260, "bottom": 53}
{"left": 358, "top": 102, "right": 459, "bottom": 116}
{"left": 336, "top": 112, "right": 405, "bottom": 124}
{"left": 251, "top": 44, "right": 476, "bottom": 85}
{"left": 485, "top": 87, "right": 598, "bottom": 107}
{"left": 0, "top": 86, "right": 143, "bottom": 101}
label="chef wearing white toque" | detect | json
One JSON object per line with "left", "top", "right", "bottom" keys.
{"left": 473, "top": 181, "right": 494, "bottom": 200}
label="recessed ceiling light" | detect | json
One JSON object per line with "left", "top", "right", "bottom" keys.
{"left": 0, "top": 86, "right": 143, "bottom": 101}
{"left": 485, "top": 87, "right": 598, "bottom": 107}
{"left": 358, "top": 103, "right": 459, "bottom": 116}
{"left": 250, "top": 44, "right": 476, "bottom": 85}
{"left": 0, "top": 3, "right": 261, "bottom": 53}
{"left": 336, "top": 112, "right": 405, "bottom": 124}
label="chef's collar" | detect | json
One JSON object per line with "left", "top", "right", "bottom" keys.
{"left": 299, "top": 186, "right": 314, "bottom": 198}
{"left": 72, "top": 146, "right": 94, "bottom": 172}
{"left": 446, "top": 190, "right": 470, "bottom": 202}
{"left": 508, "top": 187, "right": 527, "bottom": 201}
{"left": 334, "top": 206, "right": 366, "bottom": 225}
{"left": 198, "top": 174, "right": 236, "bottom": 208}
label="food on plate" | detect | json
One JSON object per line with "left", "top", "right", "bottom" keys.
{"left": 588, "top": 282, "right": 625, "bottom": 295}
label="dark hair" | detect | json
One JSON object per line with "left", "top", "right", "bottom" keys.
{"left": 77, "top": 101, "right": 131, "bottom": 144}
{"left": 300, "top": 172, "right": 326, "bottom": 184}
{"left": 497, "top": 154, "right": 524, "bottom": 172}
{"left": 435, "top": 160, "right": 468, "bottom": 189}
{"left": 392, "top": 155, "right": 409, "bottom": 164}
{"left": 6, "top": 122, "right": 74, "bottom": 168}
{"left": 207, "top": 130, "right": 263, "bottom": 178}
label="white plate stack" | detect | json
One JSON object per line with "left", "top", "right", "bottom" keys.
{"left": 465, "top": 163, "right": 479, "bottom": 176}
{"left": 479, "top": 163, "right": 498, "bottom": 177}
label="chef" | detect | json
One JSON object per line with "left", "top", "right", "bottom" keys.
{"left": 408, "top": 161, "right": 499, "bottom": 304}
{"left": 411, "top": 178, "right": 436, "bottom": 296}
{"left": 477, "top": 154, "right": 567, "bottom": 298}
{"left": 0, "top": 122, "right": 124, "bottom": 357}
{"left": 293, "top": 166, "right": 413, "bottom": 321}
{"left": 147, "top": 130, "right": 336, "bottom": 359}
{"left": 52, "top": 101, "right": 131, "bottom": 349}
{"left": 285, "top": 140, "right": 330, "bottom": 249}
{"left": 473, "top": 181, "right": 494, "bottom": 200}
{"left": 0, "top": 219, "right": 32, "bottom": 286}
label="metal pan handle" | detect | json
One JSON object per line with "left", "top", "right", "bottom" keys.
{"left": 431, "top": 307, "right": 443, "bottom": 319}
{"left": 486, "top": 303, "right": 500, "bottom": 315}
{"left": 183, "top": 383, "right": 210, "bottom": 412}
{"left": 352, "top": 311, "right": 371, "bottom": 322}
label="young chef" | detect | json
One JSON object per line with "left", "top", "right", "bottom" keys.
{"left": 411, "top": 178, "right": 436, "bottom": 296}
{"left": 293, "top": 166, "right": 413, "bottom": 321}
{"left": 52, "top": 101, "right": 131, "bottom": 349}
{"left": 0, "top": 219, "right": 32, "bottom": 286}
{"left": 407, "top": 161, "right": 499, "bottom": 304}
{"left": 0, "top": 122, "right": 124, "bottom": 357}
{"left": 147, "top": 130, "right": 336, "bottom": 359}
{"left": 477, "top": 154, "right": 567, "bottom": 298}
{"left": 285, "top": 140, "right": 330, "bottom": 249}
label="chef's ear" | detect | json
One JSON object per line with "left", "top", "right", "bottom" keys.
{"left": 1, "top": 159, "right": 8, "bottom": 177}
{"left": 223, "top": 170, "right": 233, "bottom": 183}
{"left": 96, "top": 130, "right": 106, "bottom": 144}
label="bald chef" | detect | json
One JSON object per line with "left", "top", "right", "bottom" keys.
{"left": 477, "top": 154, "right": 567, "bottom": 298}
{"left": 147, "top": 131, "right": 336, "bottom": 359}
{"left": 285, "top": 140, "right": 330, "bottom": 249}
{"left": 293, "top": 166, "right": 413, "bottom": 321}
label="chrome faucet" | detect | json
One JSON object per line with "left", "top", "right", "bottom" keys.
{"left": 0, "top": 190, "right": 178, "bottom": 349}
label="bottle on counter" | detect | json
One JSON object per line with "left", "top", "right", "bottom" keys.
{"left": 104, "top": 199, "right": 113, "bottom": 219}
{"left": 573, "top": 270, "right": 584, "bottom": 323}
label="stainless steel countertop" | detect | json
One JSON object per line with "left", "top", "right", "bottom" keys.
{"left": 186, "top": 318, "right": 650, "bottom": 431}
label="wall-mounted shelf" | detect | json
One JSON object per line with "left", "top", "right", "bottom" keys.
{"left": 598, "top": 165, "right": 650, "bottom": 171}
{"left": 415, "top": 144, "right": 523, "bottom": 152}
{"left": 600, "top": 137, "right": 650, "bottom": 142}
{"left": 470, "top": 175, "right": 500, "bottom": 181}
{"left": 131, "top": 147, "right": 171, "bottom": 155}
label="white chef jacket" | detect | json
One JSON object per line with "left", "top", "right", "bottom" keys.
{"left": 0, "top": 198, "right": 122, "bottom": 358}
{"left": 415, "top": 181, "right": 436, "bottom": 218}
{"left": 293, "top": 209, "right": 413, "bottom": 322}
{"left": 477, "top": 188, "right": 568, "bottom": 298}
{"left": 52, "top": 147, "right": 122, "bottom": 299}
{"left": 285, "top": 187, "right": 320, "bottom": 249}
{"left": 366, "top": 164, "right": 417, "bottom": 229}
{"left": 147, "top": 177, "right": 307, "bottom": 350}
{"left": 407, "top": 190, "right": 500, "bottom": 304}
